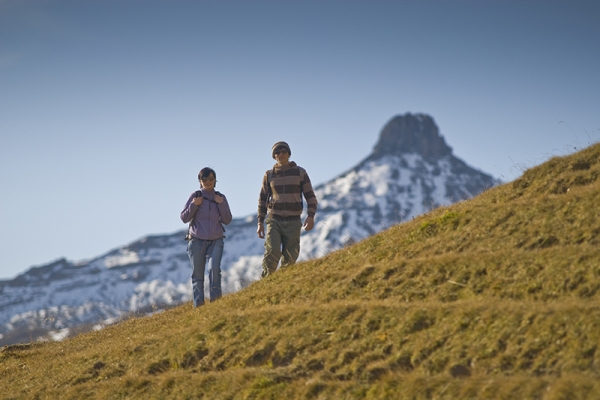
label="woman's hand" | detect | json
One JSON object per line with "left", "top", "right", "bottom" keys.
{"left": 193, "top": 197, "right": 203, "bottom": 206}
{"left": 214, "top": 194, "right": 224, "bottom": 204}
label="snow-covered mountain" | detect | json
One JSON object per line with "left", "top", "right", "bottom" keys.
{"left": 0, "top": 113, "right": 500, "bottom": 346}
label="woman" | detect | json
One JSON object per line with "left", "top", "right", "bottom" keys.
{"left": 180, "top": 167, "right": 232, "bottom": 307}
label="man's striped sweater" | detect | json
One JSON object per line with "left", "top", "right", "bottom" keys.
{"left": 257, "top": 161, "right": 318, "bottom": 223}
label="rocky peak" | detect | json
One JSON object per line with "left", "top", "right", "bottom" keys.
{"left": 370, "top": 113, "right": 453, "bottom": 161}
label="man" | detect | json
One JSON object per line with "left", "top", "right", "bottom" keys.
{"left": 257, "top": 141, "right": 318, "bottom": 277}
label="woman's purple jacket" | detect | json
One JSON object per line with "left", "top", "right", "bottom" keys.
{"left": 180, "top": 188, "right": 233, "bottom": 240}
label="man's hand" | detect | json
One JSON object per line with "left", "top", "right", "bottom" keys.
{"left": 193, "top": 197, "right": 203, "bottom": 206}
{"left": 303, "top": 216, "right": 315, "bottom": 231}
{"left": 214, "top": 194, "right": 224, "bottom": 204}
{"left": 257, "top": 223, "right": 265, "bottom": 239}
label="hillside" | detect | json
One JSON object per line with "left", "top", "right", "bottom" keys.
{"left": 2, "top": 142, "right": 600, "bottom": 399}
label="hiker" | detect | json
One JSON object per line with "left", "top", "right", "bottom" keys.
{"left": 180, "top": 167, "right": 232, "bottom": 307}
{"left": 257, "top": 141, "right": 318, "bottom": 277}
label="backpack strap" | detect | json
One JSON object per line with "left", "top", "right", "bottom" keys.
{"left": 185, "top": 191, "right": 202, "bottom": 241}
{"left": 266, "top": 168, "right": 274, "bottom": 204}
{"left": 215, "top": 191, "right": 226, "bottom": 233}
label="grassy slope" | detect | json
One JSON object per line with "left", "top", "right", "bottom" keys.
{"left": 2, "top": 143, "right": 600, "bottom": 400}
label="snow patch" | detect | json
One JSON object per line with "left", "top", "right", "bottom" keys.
{"left": 47, "top": 328, "right": 70, "bottom": 342}
{"left": 104, "top": 250, "right": 140, "bottom": 268}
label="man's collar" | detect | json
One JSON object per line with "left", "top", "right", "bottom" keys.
{"left": 274, "top": 161, "right": 297, "bottom": 170}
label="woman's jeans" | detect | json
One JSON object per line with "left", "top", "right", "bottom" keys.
{"left": 187, "top": 237, "right": 224, "bottom": 307}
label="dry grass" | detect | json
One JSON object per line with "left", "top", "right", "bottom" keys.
{"left": 3, "top": 143, "right": 600, "bottom": 399}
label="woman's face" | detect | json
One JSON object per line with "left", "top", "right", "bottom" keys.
{"left": 200, "top": 173, "right": 216, "bottom": 190}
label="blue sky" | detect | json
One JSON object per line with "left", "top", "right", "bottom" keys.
{"left": 1, "top": 0, "right": 599, "bottom": 279}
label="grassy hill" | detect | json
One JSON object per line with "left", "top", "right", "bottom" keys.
{"left": 3, "top": 143, "right": 600, "bottom": 399}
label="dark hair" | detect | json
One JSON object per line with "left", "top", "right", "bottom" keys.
{"left": 198, "top": 167, "right": 217, "bottom": 187}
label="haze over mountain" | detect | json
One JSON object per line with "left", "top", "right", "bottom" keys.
{"left": 0, "top": 113, "right": 499, "bottom": 346}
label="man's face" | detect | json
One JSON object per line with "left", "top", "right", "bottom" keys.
{"left": 274, "top": 146, "right": 290, "bottom": 164}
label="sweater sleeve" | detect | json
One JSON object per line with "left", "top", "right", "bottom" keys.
{"left": 218, "top": 195, "right": 233, "bottom": 225}
{"left": 180, "top": 192, "right": 199, "bottom": 223}
{"left": 301, "top": 169, "right": 318, "bottom": 218}
{"left": 257, "top": 171, "right": 270, "bottom": 223}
